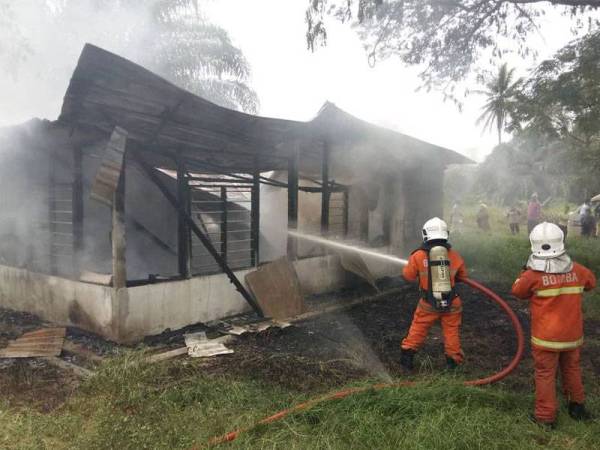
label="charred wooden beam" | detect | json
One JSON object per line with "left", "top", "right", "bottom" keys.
{"left": 72, "top": 146, "right": 84, "bottom": 274}
{"left": 220, "top": 186, "right": 228, "bottom": 265}
{"left": 343, "top": 188, "right": 350, "bottom": 238}
{"left": 48, "top": 149, "right": 57, "bottom": 276}
{"left": 251, "top": 170, "right": 260, "bottom": 266}
{"left": 177, "top": 154, "right": 191, "bottom": 278}
{"left": 301, "top": 176, "right": 346, "bottom": 191}
{"left": 321, "top": 141, "right": 330, "bottom": 234}
{"left": 131, "top": 150, "right": 263, "bottom": 316}
{"left": 287, "top": 144, "right": 299, "bottom": 259}
{"left": 382, "top": 177, "right": 393, "bottom": 246}
{"left": 259, "top": 176, "right": 288, "bottom": 188}
{"left": 112, "top": 156, "right": 127, "bottom": 289}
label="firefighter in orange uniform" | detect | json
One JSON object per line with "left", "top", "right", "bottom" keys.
{"left": 400, "top": 217, "right": 467, "bottom": 370}
{"left": 512, "top": 222, "right": 596, "bottom": 427}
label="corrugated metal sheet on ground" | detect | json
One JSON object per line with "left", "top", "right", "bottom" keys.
{"left": 0, "top": 328, "right": 66, "bottom": 358}
{"left": 224, "top": 320, "right": 291, "bottom": 336}
{"left": 184, "top": 332, "right": 234, "bottom": 358}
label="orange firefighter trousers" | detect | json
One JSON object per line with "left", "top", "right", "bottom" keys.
{"left": 532, "top": 347, "right": 585, "bottom": 423}
{"left": 401, "top": 305, "right": 464, "bottom": 363}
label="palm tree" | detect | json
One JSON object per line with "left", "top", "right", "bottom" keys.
{"left": 142, "top": 1, "right": 260, "bottom": 113}
{"left": 475, "top": 63, "right": 521, "bottom": 145}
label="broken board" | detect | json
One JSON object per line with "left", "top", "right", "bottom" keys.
{"left": 0, "top": 328, "right": 66, "bottom": 358}
{"left": 90, "top": 126, "right": 128, "bottom": 207}
{"left": 245, "top": 258, "right": 305, "bottom": 320}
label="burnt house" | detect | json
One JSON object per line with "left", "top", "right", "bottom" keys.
{"left": 0, "top": 44, "right": 470, "bottom": 342}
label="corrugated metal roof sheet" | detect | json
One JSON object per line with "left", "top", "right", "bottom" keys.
{"left": 57, "top": 44, "right": 471, "bottom": 174}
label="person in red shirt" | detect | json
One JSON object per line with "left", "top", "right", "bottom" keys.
{"left": 400, "top": 217, "right": 467, "bottom": 371}
{"left": 512, "top": 222, "right": 596, "bottom": 427}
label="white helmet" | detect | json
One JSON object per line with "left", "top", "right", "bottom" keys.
{"left": 529, "top": 222, "right": 565, "bottom": 258}
{"left": 422, "top": 217, "right": 449, "bottom": 242}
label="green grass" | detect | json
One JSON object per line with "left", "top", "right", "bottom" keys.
{"left": 236, "top": 382, "right": 600, "bottom": 449}
{"left": 0, "top": 353, "right": 301, "bottom": 449}
{"left": 2, "top": 358, "right": 599, "bottom": 450}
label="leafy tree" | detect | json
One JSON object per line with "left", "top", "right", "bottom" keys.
{"left": 470, "top": 30, "right": 600, "bottom": 205}
{"left": 306, "top": 0, "right": 600, "bottom": 99}
{"left": 516, "top": 30, "right": 600, "bottom": 153}
{"left": 514, "top": 29, "right": 600, "bottom": 199}
{"left": 471, "top": 134, "right": 569, "bottom": 205}
{"left": 474, "top": 63, "right": 522, "bottom": 145}
{"left": 0, "top": 0, "right": 258, "bottom": 113}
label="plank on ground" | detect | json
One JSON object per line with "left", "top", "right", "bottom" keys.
{"left": 43, "top": 357, "right": 95, "bottom": 378}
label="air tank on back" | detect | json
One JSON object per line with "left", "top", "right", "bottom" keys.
{"left": 429, "top": 245, "right": 452, "bottom": 308}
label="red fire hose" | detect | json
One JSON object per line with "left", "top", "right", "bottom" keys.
{"left": 200, "top": 278, "right": 525, "bottom": 448}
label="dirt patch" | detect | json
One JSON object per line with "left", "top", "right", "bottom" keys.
{"left": 202, "top": 281, "right": 600, "bottom": 395}
{"left": 0, "top": 308, "right": 117, "bottom": 411}
{"left": 0, "top": 359, "right": 80, "bottom": 412}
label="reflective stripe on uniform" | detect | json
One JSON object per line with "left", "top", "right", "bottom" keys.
{"left": 535, "top": 286, "right": 584, "bottom": 297}
{"left": 531, "top": 336, "right": 584, "bottom": 350}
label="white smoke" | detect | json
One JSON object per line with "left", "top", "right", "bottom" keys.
{"left": 0, "top": 0, "right": 152, "bottom": 126}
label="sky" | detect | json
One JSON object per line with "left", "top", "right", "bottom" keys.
{"left": 204, "top": 1, "right": 593, "bottom": 161}
{"left": 0, "top": 1, "right": 596, "bottom": 162}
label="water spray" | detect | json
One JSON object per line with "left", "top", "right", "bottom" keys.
{"left": 288, "top": 230, "right": 409, "bottom": 266}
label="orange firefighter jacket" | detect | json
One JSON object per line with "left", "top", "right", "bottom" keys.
{"left": 402, "top": 248, "right": 468, "bottom": 313}
{"left": 511, "top": 263, "right": 596, "bottom": 351}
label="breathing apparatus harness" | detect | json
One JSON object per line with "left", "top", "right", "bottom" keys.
{"left": 417, "top": 240, "right": 457, "bottom": 311}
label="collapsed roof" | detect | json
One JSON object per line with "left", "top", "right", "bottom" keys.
{"left": 57, "top": 44, "right": 471, "bottom": 175}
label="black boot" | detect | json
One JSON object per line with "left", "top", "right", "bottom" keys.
{"left": 568, "top": 402, "right": 592, "bottom": 421}
{"left": 400, "top": 348, "right": 416, "bottom": 371}
{"left": 446, "top": 357, "right": 458, "bottom": 370}
{"left": 528, "top": 414, "right": 556, "bottom": 430}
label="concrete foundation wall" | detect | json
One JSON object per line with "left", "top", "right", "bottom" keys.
{"left": 0, "top": 253, "right": 400, "bottom": 342}
{"left": 0, "top": 265, "right": 114, "bottom": 337}
{"left": 120, "top": 269, "right": 254, "bottom": 341}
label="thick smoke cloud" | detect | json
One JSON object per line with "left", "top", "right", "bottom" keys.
{"left": 0, "top": 0, "right": 152, "bottom": 126}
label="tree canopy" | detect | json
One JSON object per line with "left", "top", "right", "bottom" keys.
{"left": 306, "top": 0, "right": 600, "bottom": 99}
{"left": 516, "top": 29, "right": 600, "bottom": 156}
{"left": 465, "top": 29, "right": 600, "bottom": 205}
